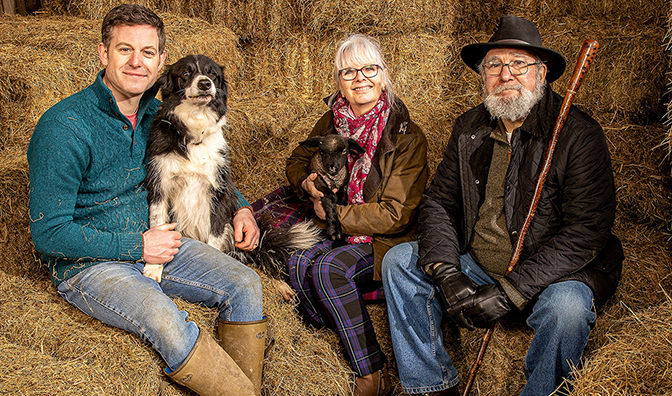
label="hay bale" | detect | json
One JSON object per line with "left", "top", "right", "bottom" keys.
{"left": 225, "top": 96, "right": 326, "bottom": 201}
{"left": 304, "top": 0, "right": 458, "bottom": 36}
{"left": 547, "top": 20, "right": 667, "bottom": 126}
{"left": 664, "top": 0, "right": 672, "bottom": 172}
{"left": 159, "top": 15, "right": 244, "bottom": 80}
{"left": 208, "top": 0, "right": 301, "bottom": 40}
{"left": 41, "top": 0, "right": 302, "bottom": 40}
{"left": 0, "top": 271, "right": 170, "bottom": 395}
{"left": 608, "top": 124, "right": 672, "bottom": 232}
{"left": 453, "top": 0, "right": 667, "bottom": 34}
{"left": 570, "top": 299, "right": 672, "bottom": 395}
{"left": 238, "top": 33, "right": 336, "bottom": 101}
{"left": 0, "top": 156, "right": 32, "bottom": 278}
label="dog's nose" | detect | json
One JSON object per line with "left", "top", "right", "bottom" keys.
{"left": 198, "top": 79, "right": 212, "bottom": 91}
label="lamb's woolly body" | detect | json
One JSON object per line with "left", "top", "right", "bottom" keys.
{"left": 299, "top": 135, "right": 365, "bottom": 243}
{"left": 310, "top": 156, "right": 348, "bottom": 192}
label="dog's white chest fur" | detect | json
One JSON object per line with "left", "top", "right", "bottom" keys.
{"left": 149, "top": 104, "right": 229, "bottom": 241}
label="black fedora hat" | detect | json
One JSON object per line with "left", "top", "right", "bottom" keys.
{"left": 460, "top": 15, "right": 566, "bottom": 83}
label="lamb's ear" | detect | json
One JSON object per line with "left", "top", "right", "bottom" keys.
{"left": 348, "top": 138, "right": 365, "bottom": 156}
{"left": 299, "top": 136, "right": 323, "bottom": 149}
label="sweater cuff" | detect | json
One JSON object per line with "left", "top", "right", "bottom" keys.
{"left": 235, "top": 206, "right": 253, "bottom": 216}
{"left": 120, "top": 232, "right": 144, "bottom": 261}
{"left": 499, "top": 278, "right": 528, "bottom": 310}
{"left": 234, "top": 188, "right": 250, "bottom": 209}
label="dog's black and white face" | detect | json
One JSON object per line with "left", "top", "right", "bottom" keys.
{"left": 157, "top": 54, "right": 228, "bottom": 115}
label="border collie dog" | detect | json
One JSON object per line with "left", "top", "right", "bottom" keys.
{"left": 144, "top": 55, "right": 317, "bottom": 299}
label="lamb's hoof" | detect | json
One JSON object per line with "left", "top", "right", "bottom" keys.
{"left": 272, "top": 279, "right": 295, "bottom": 302}
{"left": 331, "top": 237, "right": 347, "bottom": 248}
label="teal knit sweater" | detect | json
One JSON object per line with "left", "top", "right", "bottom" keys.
{"left": 28, "top": 71, "right": 249, "bottom": 286}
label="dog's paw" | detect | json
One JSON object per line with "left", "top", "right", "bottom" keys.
{"left": 143, "top": 263, "right": 164, "bottom": 283}
{"left": 271, "top": 279, "right": 295, "bottom": 302}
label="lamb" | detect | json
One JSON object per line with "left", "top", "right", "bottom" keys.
{"left": 299, "top": 135, "right": 365, "bottom": 243}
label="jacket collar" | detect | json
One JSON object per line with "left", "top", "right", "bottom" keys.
{"left": 91, "top": 70, "right": 159, "bottom": 122}
{"left": 379, "top": 96, "right": 411, "bottom": 152}
{"left": 517, "top": 83, "right": 555, "bottom": 139}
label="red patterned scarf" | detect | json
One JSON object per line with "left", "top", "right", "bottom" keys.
{"left": 332, "top": 90, "right": 390, "bottom": 244}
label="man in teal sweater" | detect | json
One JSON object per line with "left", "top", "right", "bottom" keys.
{"left": 27, "top": 5, "right": 263, "bottom": 395}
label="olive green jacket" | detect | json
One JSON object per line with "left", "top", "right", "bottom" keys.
{"left": 286, "top": 98, "right": 429, "bottom": 280}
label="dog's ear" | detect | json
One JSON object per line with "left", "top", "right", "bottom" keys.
{"left": 348, "top": 138, "right": 365, "bottom": 156}
{"left": 219, "top": 65, "right": 228, "bottom": 94}
{"left": 299, "top": 136, "right": 323, "bottom": 149}
{"left": 157, "top": 63, "right": 173, "bottom": 96}
{"left": 215, "top": 64, "right": 229, "bottom": 116}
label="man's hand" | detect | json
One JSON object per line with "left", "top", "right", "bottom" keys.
{"left": 448, "top": 283, "right": 512, "bottom": 329}
{"left": 431, "top": 263, "right": 478, "bottom": 330}
{"left": 142, "top": 223, "right": 182, "bottom": 264}
{"left": 233, "top": 207, "right": 260, "bottom": 251}
{"left": 302, "top": 173, "right": 327, "bottom": 220}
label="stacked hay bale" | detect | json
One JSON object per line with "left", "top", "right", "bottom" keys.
{"left": 569, "top": 298, "right": 672, "bottom": 394}
{"left": 665, "top": 2, "right": 672, "bottom": 172}
{"left": 1, "top": 0, "right": 671, "bottom": 394}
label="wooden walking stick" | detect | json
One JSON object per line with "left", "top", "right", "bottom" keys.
{"left": 461, "top": 39, "right": 600, "bottom": 396}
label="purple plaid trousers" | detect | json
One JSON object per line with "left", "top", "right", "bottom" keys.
{"left": 253, "top": 186, "right": 386, "bottom": 376}
{"left": 287, "top": 240, "right": 386, "bottom": 376}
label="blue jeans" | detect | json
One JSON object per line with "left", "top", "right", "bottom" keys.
{"left": 382, "top": 241, "right": 596, "bottom": 396}
{"left": 57, "top": 238, "right": 263, "bottom": 371}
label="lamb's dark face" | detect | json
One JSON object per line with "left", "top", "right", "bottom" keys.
{"left": 158, "top": 55, "right": 228, "bottom": 109}
{"left": 319, "top": 136, "right": 350, "bottom": 176}
{"left": 300, "top": 135, "right": 364, "bottom": 177}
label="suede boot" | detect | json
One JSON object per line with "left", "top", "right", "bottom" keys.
{"left": 217, "top": 318, "right": 270, "bottom": 395}
{"left": 420, "top": 386, "right": 459, "bottom": 396}
{"left": 354, "top": 366, "right": 392, "bottom": 396}
{"left": 167, "top": 329, "right": 255, "bottom": 396}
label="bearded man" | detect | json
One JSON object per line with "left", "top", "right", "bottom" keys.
{"left": 381, "top": 15, "right": 623, "bottom": 396}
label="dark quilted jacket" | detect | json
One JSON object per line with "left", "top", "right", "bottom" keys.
{"left": 417, "top": 85, "right": 623, "bottom": 306}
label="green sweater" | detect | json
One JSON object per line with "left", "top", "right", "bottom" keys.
{"left": 28, "top": 71, "right": 248, "bottom": 286}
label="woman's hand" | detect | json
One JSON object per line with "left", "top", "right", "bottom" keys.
{"left": 301, "top": 173, "right": 324, "bottom": 199}
{"left": 302, "top": 173, "right": 327, "bottom": 220}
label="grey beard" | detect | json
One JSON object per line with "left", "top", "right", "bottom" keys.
{"left": 483, "top": 77, "right": 545, "bottom": 122}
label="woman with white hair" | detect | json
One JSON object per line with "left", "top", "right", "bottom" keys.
{"left": 281, "top": 33, "right": 429, "bottom": 396}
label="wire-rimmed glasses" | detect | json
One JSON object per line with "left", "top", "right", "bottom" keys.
{"left": 483, "top": 60, "right": 543, "bottom": 76}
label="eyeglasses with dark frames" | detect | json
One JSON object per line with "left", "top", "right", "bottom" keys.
{"left": 483, "top": 60, "right": 543, "bottom": 76}
{"left": 339, "top": 64, "right": 381, "bottom": 81}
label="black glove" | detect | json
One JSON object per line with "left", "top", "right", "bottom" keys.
{"left": 448, "top": 283, "right": 512, "bottom": 328}
{"left": 431, "top": 263, "right": 478, "bottom": 330}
